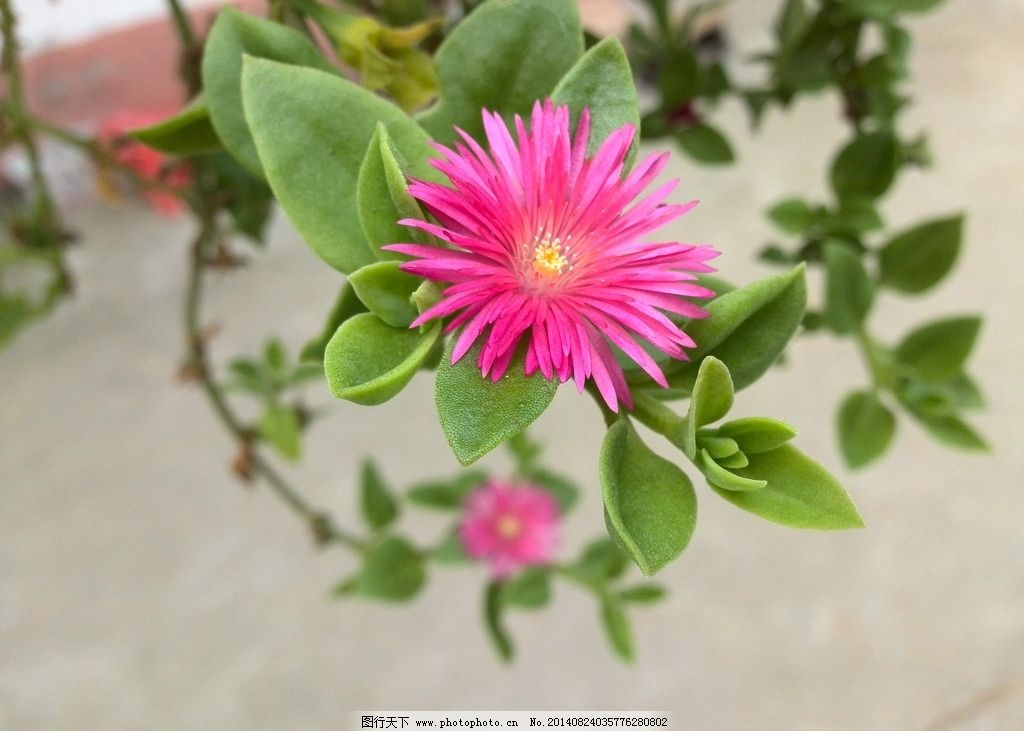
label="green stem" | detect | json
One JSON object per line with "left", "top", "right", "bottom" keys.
{"left": 183, "top": 203, "right": 364, "bottom": 552}
{"left": 1, "top": 0, "right": 56, "bottom": 222}
{"left": 165, "top": 0, "right": 201, "bottom": 96}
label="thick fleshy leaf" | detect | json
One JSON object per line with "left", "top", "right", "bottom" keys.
{"left": 417, "top": 0, "right": 583, "bottom": 143}
{"left": 501, "top": 568, "right": 551, "bottom": 608}
{"left": 324, "top": 313, "right": 439, "bottom": 405}
{"left": 348, "top": 261, "right": 422, "bottom": 327}
{"left": 600, "top": 597, "right": 634, "bottom": 662}
{"left": 713, "top": 444, "right": 864, "bottom": 529}
{"left": 600, "top": 420, "right": 697, "bottom": 576}
{"left": 829, "top": 131, "right": 899, "bottom": 200}
{"left": 618, "top": 585, "right": 667, "bottom": 604}
{"left": 664, "top": 265, "right": 807, "bottom": 392}
{"left": 844, "top": 0, "right": 947, "bottom": 18}
{"left": 435, "top": 339, "right": 559, "bottom": 466}
{"left": 300, "top": 282, "right": 368, "bottom": 363}
{"left": 700, "top": 450, "right": 766, "bottom": 492}
{"left": 675, "top": 122, "right": 735, "bottom": 164}
{"left": 484, "top": 581, "right": 514, "bottom": 662}
{"left": 202, "top": 7, "right": 332, "bottom": 175}
{"left": 406, "top": 470, "right": 488, "bottom": 510}
{"left": 717, "top": 417, "right": 797, "bottom": 454}
{"left": 837, "top": 390, "right": 896, "bottom": 469}
{"left": 823, "top": 240, "right": 874, "bottom": 334}
{"left": 767, "top": 198, "right": 814, "bottom": 234}
{"left": 684, "top": 356, "right": 734, "bottom": 457}
{"left": 878, "top": 215, "right": 963, "bottom": 294}
{"left": 259, "top": 404, "right": 301, "bottom": 461}
{"left": 522, "top": 467, "right": 579, "bottom": 514}
{"left": 904, "top": 407, "right": 988, "bottom": 451}
{"left": 129, "top": 95, "right": 221, "bottom": 155}
{"left": 242, "top": 58, "right": 434, "bottom": 272}
{"left": 357, "top": 123, "right": 428, "bottom": 260}
{"left": 355, "top": 536, "right": 426, "bottom": 601}
{"left": 894, "top": 316, "right": 981, "bottom": 382}
{"left": 574, "top": 538, "right": 629, "bottom": 583}
{"left": 360, "top": 460, "right": 399, "bottom": 530}
{"left": 550, "top": 38, "right": 639, "bottom": 155}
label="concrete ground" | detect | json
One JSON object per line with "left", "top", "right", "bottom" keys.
{"left": 2, "top": 1, "right": 1023, "bottom": 729}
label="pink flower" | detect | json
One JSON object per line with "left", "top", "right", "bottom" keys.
{"left": 385, "top": 100, "right": 717, "bottom": 411}
{"left": 98, "top": 110, "right": 190, "bottom": 216}
{"left": 459, "top": 480, "right": 559, "bottom": 578}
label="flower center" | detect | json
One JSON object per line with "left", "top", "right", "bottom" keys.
{"left": 532, "top": 237, "right": 568, "bottom": 277}
{"left": 496, "top": 515, "right": 522, "bottom": 539}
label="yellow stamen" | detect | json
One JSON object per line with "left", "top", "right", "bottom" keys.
{"left": 532, "top": 238, "right": 568, "bottom": 277}
{"left": 496, "top": 515, "right": 522, "bottom": 539}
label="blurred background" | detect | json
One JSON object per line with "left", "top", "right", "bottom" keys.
{"left": 2, "top": 0, "right": 1022, "bottom": 728}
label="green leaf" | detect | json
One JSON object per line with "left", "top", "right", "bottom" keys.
{"left": 830, "top": 131, "right": 899, "bottom": 201}
{"left": 417, "top": 0, "right": 583, "bottom": 143}
{"left": 574, "top": 538, "right": 629, "bottom": 583}
{"left": 202, "top": 7, "right": 332, "bottom": 175}
{"left": 522, "top": 467, "right": 579, "bottom": 514}
{"left": 242, "top": 57, "right": 434, "bottom": 273}
{"left": 767, "top": 198, "right": 814, "bottom": 234}
{"left": 550, "top": 38, "right": 639, "bottom": 156}
{"left": 129, "top": 95, "right": 221, "bottom": 155}
{"left": 356, "top": 536, "right": 426, "bottom": 601}
{"left": 716, "top": 451, "right": 750, "bottom": 469}
{"left": 697, "top": 436, "right": 740, "bottom": 460}
{"left": 407, "top": 470, "right": 488, "bottom": 509}
{"left": 617, "top": 585, "right": 667, "bottom": 604}
{"left": 844, "top": 0, "right": 947, "bottom": 18}
{"left": 830, "top": 198, "right": 884, "bottom": 234}
{"left": 435, "top": 338, "right": 559, "bottom": 465}
{"left": 837, "top": 390, "right": 896, "bottom": 469}
{"left": 208, "top": 152, "right": 276, "bottom": 242}
{"left": 700, "top": 449, "right": 767, "bottom": 492}
{"left": 675, "top": 123, "right": 735, "bottom": 165}
{"left": 357, "top": 123, "right": 427, "bottom": 260}
{"left": 265, "top": 339, "right": 287, "bottom": 374}
{"left": 664, "top": 265, "right": 807, "bottom": 392}
{"left": 685, "top": 356, "right": 734, "bottom": 457}
{"left": 360, "top": 460, "right": 399, "bottom": 530}
{"left": 714, "top": 444, "right": 864, "bottom": 530}
{"left": 501, "top": 567, "right": 551, "bottom": 608}
{"left": 878, "top": 215, "right": 963, "bottom": 294}
{"left": 600, "top": 597, "right": 634, "bottom": 662}
{"left": 823, "top": 240, "right": 874, "bottom": 334}
{"left": 895, "top": 316, "right": 981, "bottom": 382}
{"left": 348, "top": 261, "right": 421, "bottom": 328}
{"left": 658, "top": 48, "right": 698, "bottom": 108}
{"left": 259, "top": 404, "right": 301, "bottom": 461}
{"left": 903, "top": 407, "right": 988, "bottom": 451}
{"left": 324, "top": 313, "right": 440, "bottom": 405}
{"left": 431, "top": 530, "right": 470, "bottom": 563}
{"left": 600, "top": 420, "right": 698, "bottom": 576}
{"left": 484, "top": 581, "right": 514, "bottom": 661}
{"left": 717, "top": 417, "right": 798, "bottom": 454}
{"left": 776, "top": 0, "right": 809, "bottom": 45}
{"left": 300, "top": 282, "right": 368, "bottom": 363}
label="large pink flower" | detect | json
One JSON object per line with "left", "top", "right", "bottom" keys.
{"left": 385, "top": 100, "right": 717, "bottom": 411}
{"left": 459, "top": 480, "right": 559, "bottom": 578}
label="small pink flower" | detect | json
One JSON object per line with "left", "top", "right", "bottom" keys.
{"left": 459, "top": 480, "right": 559, "bottom": 578}
{"left": 385, "top": 100, "right": 718, "bottom": 411}
{"left": 98, "top": 110, "right": 190, "bottom": 216}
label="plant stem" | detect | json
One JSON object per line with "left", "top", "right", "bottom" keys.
{"left": 165, "top": 0, "right": 201, "bottom": 95}
{"left": 1, "top": 0, "right": 56, "bottom": 222}
{"left": 183, "top": 204, "right": 364, "bottom": 552}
